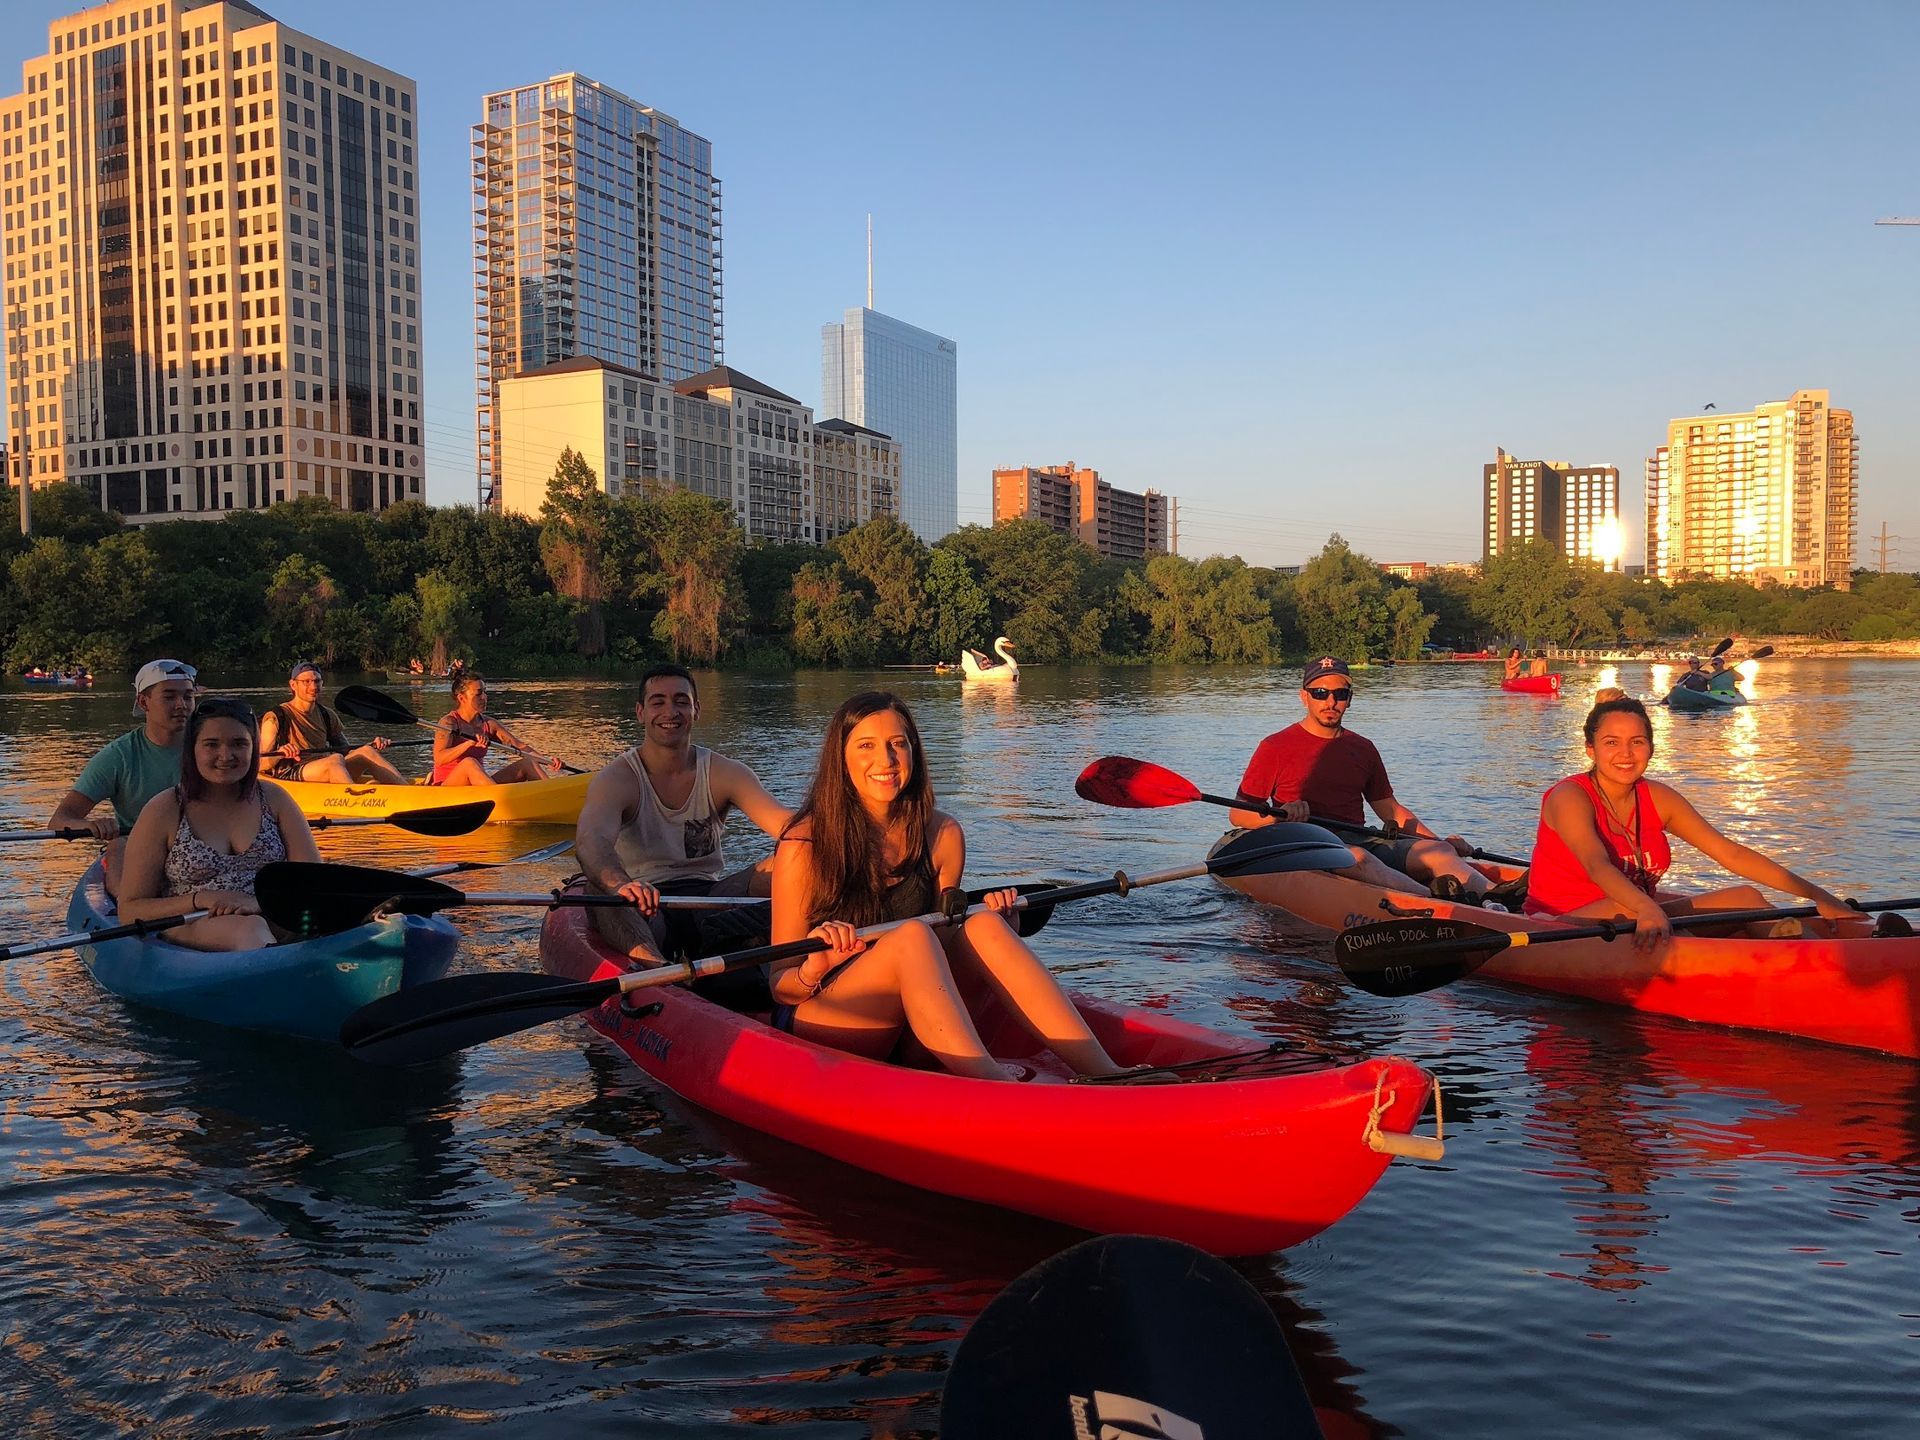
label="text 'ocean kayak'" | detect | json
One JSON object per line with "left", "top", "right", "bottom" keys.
{"left": 278, "top": 771, "right": 592, "bottom": 826}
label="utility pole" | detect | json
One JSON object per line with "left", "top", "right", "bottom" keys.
{"left": 1872, "top": 520, "right": 1900, "bottom": 574}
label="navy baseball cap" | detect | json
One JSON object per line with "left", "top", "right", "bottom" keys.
{"left": 1303, "top": 657, "right": 1350, "bottom": 687}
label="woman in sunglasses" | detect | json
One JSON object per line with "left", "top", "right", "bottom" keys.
{"left": 1228, "top": 657, "right": 1515, "bottom": 904}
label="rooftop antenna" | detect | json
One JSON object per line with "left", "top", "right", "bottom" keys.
{"left": 866, "top": 214, "right": 874, "bottom": 310}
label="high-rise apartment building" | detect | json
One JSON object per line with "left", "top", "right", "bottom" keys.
{"left": 1, "top": 0, "right": 424, "bottom": 519}
{"left": 1483, "top": 449, "right": 1623, "bottom": 570}
{"left": 992, "top": 462, "right": 1175, "bottom": 562}
{"left": 1645, "top": 390, "right": 1856, "bottom": 589}
{"left": 821, "top": 306, "right": 954, "bottom": 542}
{"left": 493, "top": 357, "right": 897, "bottom": 545}
{"left": 474, "top": 75, "right": 721, "bottom": 509}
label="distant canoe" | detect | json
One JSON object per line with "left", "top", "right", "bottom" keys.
{"left": 1499, "top": 673, "right": 1562, "bottom": 695}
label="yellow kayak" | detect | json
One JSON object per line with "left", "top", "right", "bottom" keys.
{"left": 278, "top": 771, "right": 592, "bottom": 826}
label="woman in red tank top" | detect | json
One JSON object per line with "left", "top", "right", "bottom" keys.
{"left": 1526, "top": 696, "right": 1857, "bottom": 951}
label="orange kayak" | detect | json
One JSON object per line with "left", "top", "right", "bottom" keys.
{"left": 539, "top": 900, "right": 1440, "bottom": 1255}
{"left": 1214, "top": 839, "right": 1920, "bottom": 1059}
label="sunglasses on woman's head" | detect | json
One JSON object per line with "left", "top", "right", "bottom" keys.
{"left": 1305, "top": 687, "right": 1353, "bottom": 703}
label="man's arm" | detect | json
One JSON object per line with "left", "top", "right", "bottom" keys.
{"left": 49, "top": 787, "right": 114, "bottom": 839}
{"left": 709, "top": 755, "right": 792, "bottom": 838}
{"left": 573, "top": 764, "right": 643, "bottom": 894}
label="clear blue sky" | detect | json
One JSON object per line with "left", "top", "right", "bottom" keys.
{"left": 7, "top": 1, "right": 1918, "bottom": 568}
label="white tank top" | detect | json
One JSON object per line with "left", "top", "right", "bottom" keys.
{"left": 612, "top": 745, "right": 729, "bottom": 884}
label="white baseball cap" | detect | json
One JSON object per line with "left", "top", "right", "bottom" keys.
{"left": 132, "top": 658, "right": 198, "bottom": 713}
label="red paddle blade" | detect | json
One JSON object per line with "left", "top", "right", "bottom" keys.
{"left": 1073, "top": 756, "right": 1203, "bottom": 810}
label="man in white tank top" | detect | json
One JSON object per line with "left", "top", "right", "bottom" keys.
{"left": 575, "top": 665, "right": 791, "bottom": 976}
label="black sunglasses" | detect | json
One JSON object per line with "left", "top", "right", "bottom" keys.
{"left": 1305, "top": 687, "right": 1353, "bottom": 703}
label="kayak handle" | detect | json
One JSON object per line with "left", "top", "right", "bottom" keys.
{"left": 1365, "top": 1070, "right": 1446, "bottom": 1163}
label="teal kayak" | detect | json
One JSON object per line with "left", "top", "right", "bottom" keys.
{"left": 1667, "top": 684, "right": 1746, "bottom": 711}
{"left": 66, "top": 861, "right": 459, "bottom": 1041}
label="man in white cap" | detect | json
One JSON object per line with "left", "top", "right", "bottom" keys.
{"left": 47, "top": 658, "right": 199, "bottom": 893}
{"left": 1229, "top": 656, "right": 1511, "bottom": 904}
{"left": 258, "top": 661, "right": 404, "bottom": 784}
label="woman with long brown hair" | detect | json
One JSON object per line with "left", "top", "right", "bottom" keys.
{"left": 117, "top": 697, "right": 321, "bottom": 951}
{"left": 767, "top": 691, "right": 1125, "bottom": 1080}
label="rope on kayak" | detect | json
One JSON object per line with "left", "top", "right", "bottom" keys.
{"left": 1068, "top": 1041, "right": 1333, "bottom": 1085}
{"left": 1364, "top": 1068, "right": 1446, "bottom": 1162}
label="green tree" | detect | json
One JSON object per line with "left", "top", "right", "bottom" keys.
{"left": 921, "top": 545, "right": 991, "bottom": 664}
{"left": 416, "top": 570, "right": 477, "bottom": 674}
{"left": 790, "top": 560, "right": 873, "bottom": 665}
{"left": 538, "top": 448, "right": 611, "bottom": 657}
{"left": 832, "top": 516, "right": 927, "bottom": 660}
{"left": 1380, "top": 583, "right": 1436, "bottom": 659}
{"left": 1294, "top": 534, "right": 1391, "bottom": 659}
{"left": 630, "top": 485, "right": 743, "bottom": 664}
{"left": 1475, "top": 539, "right": 1575, "bottom": 643}
{"left": 265, "top": 554, "right": 341, "bottom": 663}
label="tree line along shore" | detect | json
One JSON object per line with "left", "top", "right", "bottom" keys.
{"left": 2, "top": 454, "right": 1915, "bottom": 676}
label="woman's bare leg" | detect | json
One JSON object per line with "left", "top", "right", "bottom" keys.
{"left": 434, "top": 758, "right": 493, "bottom": 787}
{"left": 944, "top": 912, "right": 1124, "bottom": 1076}
{"left": 793, "top": 922, "right": 1016, "bottom": 1080}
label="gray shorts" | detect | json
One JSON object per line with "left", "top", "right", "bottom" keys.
{"left": 1354, "top": 832, "right": 1422, "bottom": 874}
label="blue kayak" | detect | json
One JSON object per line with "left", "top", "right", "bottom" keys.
{"left": 66, "top": 861, "right": 459, "bottom": 1041}
{"left": 1666, "top": 683, "right": 1746, "bottom": 711}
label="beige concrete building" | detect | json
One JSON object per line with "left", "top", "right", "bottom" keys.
{"left": 474, "top": 74, "right": 720, "bottom": 509}
{"left": 1, "top": 0, "right": 423, "bottom": 520}
{"left": 1484, "top": 449, "right": 1623, "bottom": 570}
{"left": 992, "top": 462, "right": 1175, "bottom": 561}
{"left": 1646, "top": 390, "right": 1856, "bottom": 588}
{"left": 495, "top": 357, "right": 897, "bottom": 545}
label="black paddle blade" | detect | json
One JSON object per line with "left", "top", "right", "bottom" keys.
{"left": 430, "top": 837, "right": 575, "bottom": 876}
{"left": 384, "top": 800, "right": 495, "bottom": 837}
{"left": 336, "top": 684, "right": 422, "bottom": 726}
{"left": 1072, "top": 756, "right": 1200, "bottom": 810}
{"left": 256, "top": 861, "right": 463, "bottom": 935}
{"left": 1710, "top": 636, "right": 1735, "bottom": 658}
{"left": 1333, "top": 916, "right": 1509, "bottom": 997}
{"left": 341, "top": 970, "right": 619, "bottom": 1065}
{"left": 941, "top": 1234, "right": 1321, "bottom": 1440}
{"left": 1207, "top": 823, "right": 1355, "bottom": 877}
{"left": 965, "top": 882, "right": 1058, "bottom": 939}
{"left": 1750, "top": 645, "right": 1775, "bottom": 660}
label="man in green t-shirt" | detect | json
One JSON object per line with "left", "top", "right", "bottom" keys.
{"left": 48, "top": 658, "right": 199, "bottom": 893}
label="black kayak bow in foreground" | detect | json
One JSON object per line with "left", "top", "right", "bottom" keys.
{"left": 1334, "top": 896, "right": 1920, "bottom": 997}
{"left": 336, "top": 823, "right": 1357, "bottom": 1065}
{"left": 0, "top": 798, "right": 492, "bottom": 843}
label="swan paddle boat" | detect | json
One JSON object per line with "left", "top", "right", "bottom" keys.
{"left": 960, "top": 636, "right": 1019, "bottom": 684}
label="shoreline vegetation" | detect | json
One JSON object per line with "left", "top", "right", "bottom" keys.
{"left": 3, "top": 455, "right": 1916, "bottom": 676}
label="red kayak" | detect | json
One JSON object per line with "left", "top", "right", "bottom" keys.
{"left": 1500, "top": 673, "right": 1562, "bottom": 695}
{"left": 539, "top": 900, "right": 1441, "bottom": 1255}
{"left": 1215, "top": 847, "right": 1920, "bottom": 1060}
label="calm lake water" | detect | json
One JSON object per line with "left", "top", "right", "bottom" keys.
{"left": 2, "top": 659, "right": 1918, "bottom": 1437}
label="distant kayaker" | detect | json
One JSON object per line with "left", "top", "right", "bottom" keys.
{"left": 574, "top": 664, "right": 790, "bottom": 979}
{"left": 1707, "top": 656, "right": 1740, "bottom": 693}
{"left": 46, "top": 658, "right": 200, "bottom": 894}
{"left": 1503, "top": 647, "right": 1524, "bottom": 682}
{"left": 116, "top": 697, "right": 321, "bottom": 951}
{"left": 258, "top": 662, "right": 405, "bottom": 785}
{"left": 1674, "top": 657, "right": 1712, "bottom": 693}
{"left": 766, "top": 690, "right": 1127, "bottom": 1080}
{"left": 430, "top": 670, "right": 561, "bottom": 785}
{"left": 1230, "top": 657, "right": 1513, "bottom": 905}
{"left": 1528, "top": 653, "right": 1550, "bottom": 678}
{"left": 1524, "top": 695, "right": 1868, "bottom": 950}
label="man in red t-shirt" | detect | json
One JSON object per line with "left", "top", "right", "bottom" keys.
{"left": 1229, "top": 657, "right": 1497, "bottom": 901}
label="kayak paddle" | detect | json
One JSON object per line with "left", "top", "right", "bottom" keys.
{"left": 0, "top": 906, "right": 212, "bottom": 962}
{"left": 1333, "top": 898, "right": 1920, "bottom": 997}
{"left": 1075, "top": 755, "right": 1530, "bottom": 868}
{"left": 941, "top": 1234, "right": 1322, "bottom": 1440}
{"left": 336, "top": 824, "right": 1357, "bottom": 1064}
{"left": 0, "top": 799, "right": 494, "bottom": 845}
{"left": 411, "top": 837, "right": 577, "bottom": 880}
{"left": 306, "top": 800, "right": 495, "bottom": 837}
{"left": 254, "top": 859, "right": 770, "bottom": 937}
{"left": 335, "top": 685, "right": 586, "bottom": 775}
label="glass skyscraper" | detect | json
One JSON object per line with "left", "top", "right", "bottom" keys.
{"left": 821, "top": 307, "right": 956, "bottom": 542}
{"left": 474, "top": 74, "right": 721, "bottom": 507}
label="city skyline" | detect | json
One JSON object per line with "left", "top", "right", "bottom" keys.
{"left": 1, "top": 2, "right": 1917, "bottom": 568}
